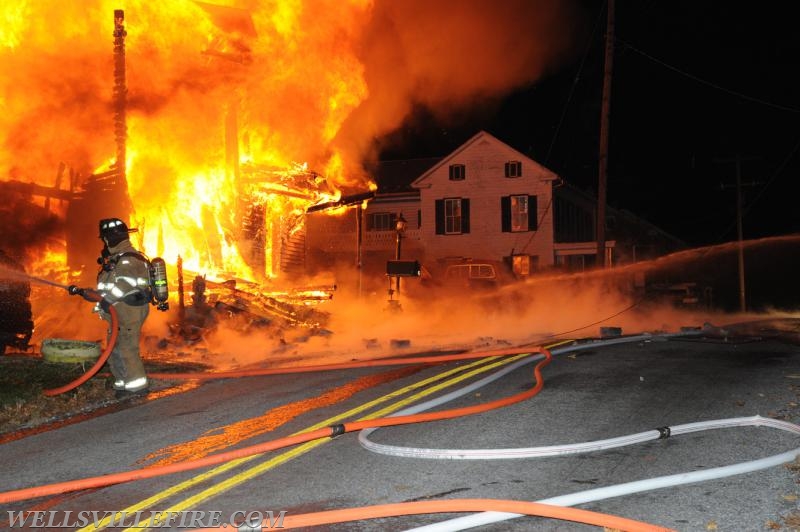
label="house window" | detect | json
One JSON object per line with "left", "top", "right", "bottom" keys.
{"left": 366, "top": 212, "right": 395, "bottom": 231}
{"left": 512, "top": 255, "right": 530, "bottom": 276}
{"left": 449, "top": 164, "right": 466, "bottom": 181}
{"left": 435, "top": 198, "right": 471, "bottom": 235}
{"left": 445, "top": 199, "right": 462, "bottom": 234}
{"left": 501, "top": 195, "right": 538, "bottom": 233}
{"left": 510, "top": 195, "right": 528, "bottom": 231}
{"left": 512, "top": 254, "right": 539, "bottom": 277}
{"left": 556, "top": 254, "right": 590, "bottom": 271}
{"left": 505, "top": 161, "right": 522, "bottom": 178}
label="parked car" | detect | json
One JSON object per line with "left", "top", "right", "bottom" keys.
{"left": 646, "top": 282, "right": 712, "bottom": 309}
{"left": 443, "top": 262, "right": 499, "bottom": 289}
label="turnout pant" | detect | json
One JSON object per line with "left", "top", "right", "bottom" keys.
{"left": 104, "top": 303, "right": 149, "bottom": 388}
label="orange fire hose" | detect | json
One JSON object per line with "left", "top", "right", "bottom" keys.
{"left": 0, "top": 348, "right": 550, "bottom": 504}
{"left": 194, "top": 499, "right": 673, "bottom": 532}
{"left": 43, "top": 291, "right": 119, "bottom": 397}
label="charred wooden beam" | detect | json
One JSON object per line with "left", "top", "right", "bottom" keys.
{"left": 239, "top": 182, "right": 315, "bottom": 200}
{"left": 112, "top": 9, "right": 132, "bottom": 217}
{"left": 0, "top": 180, "right": 74, "bottom": 201}
{"left": 306, "top": 191, "right": 375, "bottom": 213}
{"left": 44, "top": 163, "right": 66, "bottom": 211}
{"left": 196, "top": 277, "right": 329, "bottom": 328}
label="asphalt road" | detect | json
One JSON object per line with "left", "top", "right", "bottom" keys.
{"left": 2, "top": 321, "right": 800, "bottom": 532}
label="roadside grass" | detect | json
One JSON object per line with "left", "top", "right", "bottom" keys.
{"left": 0, "top": 355, "right": 114, "bottom": 433}
{"left": 0, "top": 354, "right": 210, "bottom": 435}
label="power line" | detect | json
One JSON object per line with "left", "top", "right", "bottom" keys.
{"left": 717, "top": 136, "right": 800, "bottom": 240}
{"left": 618, "top": 39, "right": 800, "bottom": 114}
{"left": 525, "top": 2, "right": 605, "bottom": 257}
{"left": 518, "top": 191, "right": 554, "bottom": 255}
{"left": 543, "top": 0, "right": 607, "bottom": 165}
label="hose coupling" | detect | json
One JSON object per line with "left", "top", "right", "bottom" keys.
{"left": 67, "top": 285, "right": 84, "bottom": 296}
{"left": 656, "top": 426, "right": 671, "bottom": 439}
{"left": 330, "top": 424, "right": 346, "bottom": 438}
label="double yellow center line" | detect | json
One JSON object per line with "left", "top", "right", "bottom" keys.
{"left": 83, "top": 346, "right": 555, "bottom": 531}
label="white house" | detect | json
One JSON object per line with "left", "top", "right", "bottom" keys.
{"left": 304, "top": 130, "right": 678, "bottom": 282}
{"left": 410, "top": 130, "right": 558, "bottom": 273}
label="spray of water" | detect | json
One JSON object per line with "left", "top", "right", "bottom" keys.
{"left": 190, "top": 234, "right": 800, "bottom": 369}
{"left": 0, "top": 263, "right": 69, "bottom": 290}
{"left": 10, "top": 234, "right": 799, "bottom": 366}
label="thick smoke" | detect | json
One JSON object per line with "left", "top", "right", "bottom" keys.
{"left": 180, "top": 267, "right": 721, "bottom": 371}
{"left": 1, "top": 0, "right": 588, "bottom": 191}
{"left": 164, "top": 235, "right": 800, "bottom": 371}
{"left": 338, "top": 0, "right": 589, "bottom": 165}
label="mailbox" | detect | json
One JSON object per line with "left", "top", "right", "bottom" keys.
{"left": 386, "top": 260, "right": 421, "bottom": 277}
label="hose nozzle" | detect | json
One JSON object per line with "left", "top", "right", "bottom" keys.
{"left": 68, "top": 285, "right": 100, "bottom": 302}
{"left": 67, "top": 285, "right": 84, "bottom": 296}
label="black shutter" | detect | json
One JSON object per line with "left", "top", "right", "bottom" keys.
{"left": 366, "top": 213, "right": 374, "bottom": 231}
{"left": 528, "top": 195, "right": 538, "bottom": 231}
{"left": 501, "top": 196, "right": 511, "bottom": 232}
{"left": 435, "top": 200, "right": 445, "bottom": 235}
{"left": 461, "top": 198, "right": 470, "bottom": 234}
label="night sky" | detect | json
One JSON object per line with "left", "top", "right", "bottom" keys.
{"left": 377, "top": 1, "right": 800, "bottom": 246}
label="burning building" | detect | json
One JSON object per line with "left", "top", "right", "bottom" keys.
{"left": 0, "top": 3, "right": 377, "bottom": 289}
{"left": 0, "top": 2, "right": 380, "bottom": 343}
{"left": 0, "top": 1, "right": 590, "bottom": 342}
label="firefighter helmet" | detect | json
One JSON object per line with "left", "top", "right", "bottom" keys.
{"left": 98, "top": 218, "right": 135, "bottom": 247}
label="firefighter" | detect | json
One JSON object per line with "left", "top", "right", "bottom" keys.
{"left": 95, "top": 218, "right": 151, "bottom": 398}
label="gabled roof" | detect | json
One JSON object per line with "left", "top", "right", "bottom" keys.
{"left": 370, "top": 157, "right": 443, "bottom": 193}
{"left": 411, "top": 130, "right": 558, "bottom": 188}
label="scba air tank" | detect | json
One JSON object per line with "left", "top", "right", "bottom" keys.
{"left": 150, "top": 257, "right": 170, "bottom": 311}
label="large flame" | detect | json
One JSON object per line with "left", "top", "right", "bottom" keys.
{"left": 1, "top": 0, "right": 373, "bottom": 281}
{"left": 1, "top": 0, "right": 587, "bottom": 283}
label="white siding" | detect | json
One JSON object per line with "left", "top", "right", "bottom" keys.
{"left": 305, "top": 131, "right": 559, "bottom": 271}
{"left": 415, "top": 133, "right": 556, "bottom": 265}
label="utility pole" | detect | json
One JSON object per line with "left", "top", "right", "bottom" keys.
{"left": 394, "top": 213, "right": 407, "bottom": 295}
{"left": 714, "top": 155, "right": 760, "bottom": 312}
{"left": 356, "top": 204, "right": 363, "bottom": 298}
{"left": 596, "top": 0, "right": 615, "bottom": 268}
{"left": 112, "top": 9, "right": 132, "bottom": 217}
